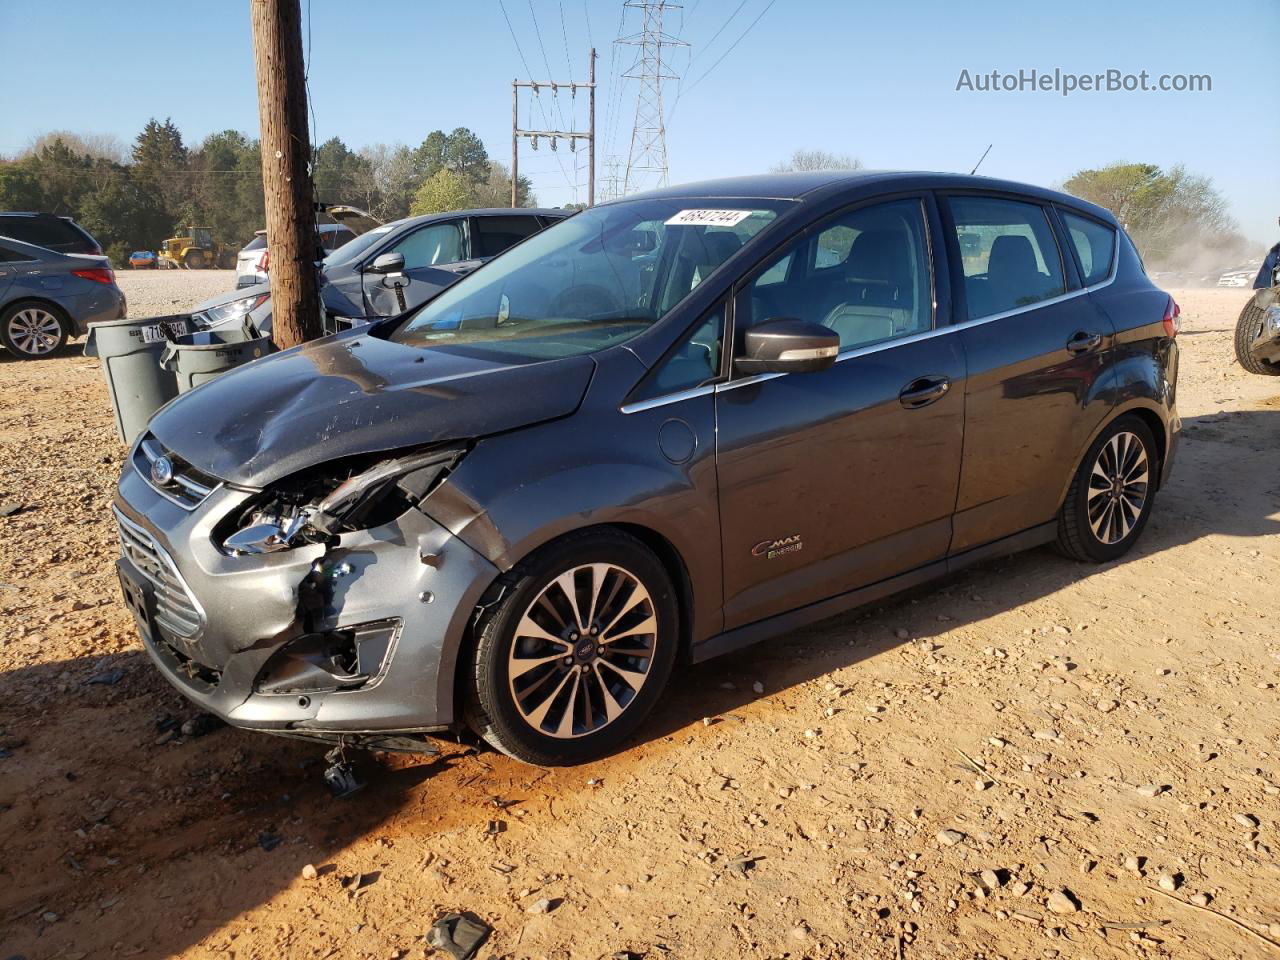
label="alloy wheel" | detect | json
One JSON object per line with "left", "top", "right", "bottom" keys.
{"left": 1086, "top": 430, "right": 1149, "bottom": 544}
{"left": 6, "top": 308, "right": 63, "bottom": 356}
{"left": 507, "top": 563, "right": 658, "bottom": 739}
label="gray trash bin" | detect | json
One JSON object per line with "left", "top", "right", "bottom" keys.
{"left": 84, "top": 314, "right": 189, "bottom": 444}
{"left": 159, "top": 323, "right": 275, "bottom": 394}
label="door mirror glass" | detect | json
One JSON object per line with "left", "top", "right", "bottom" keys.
{"left": 368, "top": 252, "right": 405, "bottom": 275}
{"left": 735, "top": 318, "right": 838, "bottom": 375}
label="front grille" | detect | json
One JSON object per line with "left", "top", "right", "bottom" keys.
{"left": 115, "top": 509, "right": 204, "bottom": 639}
{"left": 133, "top": 434, "right": 220, "bottom": 509}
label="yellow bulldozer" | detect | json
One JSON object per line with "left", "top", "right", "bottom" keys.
{"left": 157, "top": 227, "right": 236, "bottom": 270}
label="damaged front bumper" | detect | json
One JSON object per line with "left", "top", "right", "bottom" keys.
{"left": 113, "top": 459, "right": 498, "bottom": 741}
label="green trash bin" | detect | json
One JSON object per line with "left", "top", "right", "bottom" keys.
{"left": 84, "top": 314, "right": 191, "bottom": 444}
{"left": 159, "top": 322, "right": 275, "bottom": 394}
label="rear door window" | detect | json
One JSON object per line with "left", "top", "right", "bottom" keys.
{"left": 471, "top": 216, "right": 544, "bottom": 259}
{"left": 946, "top": 196, "right": 1065, "bottom": 320}
{"left": 1060, "top": 211, "right": 1117, "bottom": 286}
{"left": 0, "top": 243, "right": 38, "bottom": 263}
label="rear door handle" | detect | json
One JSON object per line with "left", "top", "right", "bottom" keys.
{"left": 1066, "top": 330, "right": 1103, "bottom": 354}
{"left": 899, "top": 375, "right": 951, "bottom": 409}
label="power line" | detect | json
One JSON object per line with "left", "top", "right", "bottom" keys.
{"left": 670, "top": 0, "right": 776, "bottom": 121}
{"left": 687, "top": 0, "right": 748, "bottom": 68}
{"left": 500, "top": 0, "right": 575, "bottom": 192}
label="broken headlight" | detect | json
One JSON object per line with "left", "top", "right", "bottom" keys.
{"left": 194, "top": 293, "right": 269, "bottom": 330}
{"left": 221, "top": 445, "right": 465, "bottom": 556}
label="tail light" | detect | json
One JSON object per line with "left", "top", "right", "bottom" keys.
{"left": 71, "top": 266, "right": 115, "bottom": 285}
{"left": 260, "top": 249, "right": 270, "bottom": 273}
{"left": 1163, "top": 297, "right": 1181, "bottom": 338}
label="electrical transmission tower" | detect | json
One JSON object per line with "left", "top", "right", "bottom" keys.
{"left": 619, "top": 1, "right": 685, "bottom": 194}
{"left": 600, "top": 155, "right": 624, "bottom": 201}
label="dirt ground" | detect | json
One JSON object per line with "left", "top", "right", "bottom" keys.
{"left": 1, "top": 278, "right": 1278, "bottom": 960}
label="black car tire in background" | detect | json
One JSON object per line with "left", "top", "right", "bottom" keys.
{"left": 0, "top": 300, "right": 69, "bottom": 359}
{"left": 465, "top": 529, "right": 679, "bottom": 766}
{"left": 1233, "top": 291, "right": 1280, "bottom": 376}
{"left": 1056, "top": 414, "right": 1159, "bottom": 563}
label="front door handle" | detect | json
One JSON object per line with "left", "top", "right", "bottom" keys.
{"left": 899, "top": 375, "right": 951, "bottom": 409}
{"left": 1066, "top": 330, "right": 1103, "bottom": 354}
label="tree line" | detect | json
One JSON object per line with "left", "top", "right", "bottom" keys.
{"left": 0, "top": 119, "right": 536, "bottom": 265}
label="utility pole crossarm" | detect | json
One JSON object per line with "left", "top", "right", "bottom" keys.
{"left": 511, "top": 46, "right": 597, "bottom": 208}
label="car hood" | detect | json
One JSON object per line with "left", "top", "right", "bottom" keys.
{"left": 148, "top": 333, "right": 596, "bottom": 488}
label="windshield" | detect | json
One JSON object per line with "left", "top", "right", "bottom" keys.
{"left": 323, "top": 222, "right": 397, "bottom": 268}
{"left": 391, "top": 198, "right": 789, "bottom": 362}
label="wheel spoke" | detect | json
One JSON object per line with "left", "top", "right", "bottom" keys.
{"left": 523, "top": 668, "right": 575, "bottom": 731}
{"left": 552, "top": 570, "right": 587, "bottom": 631}
{"left": 598, "top": 658, "right": 648, "bottom": 691}
{"left": 602, "top": 613, "right": 656, "bottom": 644}
{"left": 591, "top": 662, "right": 625, "bottom": 722}
{"left": 555, "top": 671, "right": 581, "bottom": 737}
{"left": 509, "top": 650, "right": 568, "bottom": 680}
{"left": 599, "top": 581, "right": 646, "bottom": 637}
{"left": 515, "top": 613, "right": 570, "bottom": 648}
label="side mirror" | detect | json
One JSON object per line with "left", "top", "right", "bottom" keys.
{"left": 367, "top": 252, "right": 405, "bottom": 275}
{"left": 734, "top": 318, "right": 839, "bottom": 375}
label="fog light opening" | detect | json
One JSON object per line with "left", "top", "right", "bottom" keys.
{"left": 254, "top": 619, "right": 401, "bottom": 696}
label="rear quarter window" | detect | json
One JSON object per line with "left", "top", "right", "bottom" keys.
{"left": 1060, "top": 211, "right": 1117, "bottom": 286}
{"left": 0, "top": 216, "right": 95, "bottom": 253}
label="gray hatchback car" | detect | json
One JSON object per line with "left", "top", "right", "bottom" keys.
{"left": 114, "top": 172, "right": 1179, "bottom": 767}
{"left": 1, "top": 234, "right": 126, "bottom": 359}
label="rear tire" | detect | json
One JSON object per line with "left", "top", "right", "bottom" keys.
{"left": 1, "top": 302, "right": 68, "bottom": 359}
{"left": 465, "top": 529, "right": 678, "bottom": 766}
{"left": 1056, "top": 415, "right": 1158, "bottom": 563}
{"left": 1233, "top": 293, "right": 1280, "bottom": 375}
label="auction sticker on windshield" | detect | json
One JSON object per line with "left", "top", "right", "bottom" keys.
{"left": 665, "top": 209, "right": 754, "bottom": 227}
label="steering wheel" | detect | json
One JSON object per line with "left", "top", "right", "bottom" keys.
{"left": 549, "top": 284, "right": 622, "bottom": 319}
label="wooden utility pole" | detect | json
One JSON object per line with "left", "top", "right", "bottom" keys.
{"left": 511, "top": 48, "right": 597, "bottom": 208}
{"left": 250, "top": 0, "right": 321, "bottom": 349}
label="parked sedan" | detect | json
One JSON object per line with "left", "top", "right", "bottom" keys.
{"left": 192, "top": 208, "right": 566, "bottom": 334}
{"left": 1, "top": 235, "right": 126, "bottom": 358}
{"left": 114, "top": 172, "right": 1179, "bottom": 766}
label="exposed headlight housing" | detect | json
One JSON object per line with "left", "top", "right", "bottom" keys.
{"left": 194, "top": 293, "right": 269, "bottom": 330}
{"left": 1264, "top": 305, "right": 1280, "bottom": 338}
{"left": 221, "top": 445, "right": 466, "bottom": 556}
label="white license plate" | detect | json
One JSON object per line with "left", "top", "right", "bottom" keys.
{"left": 140, "top": 320, "right": 189, "bottom": 343}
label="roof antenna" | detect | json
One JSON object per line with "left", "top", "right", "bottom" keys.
{"left": 969, "top": 144, "right": 993, "bottom": 176}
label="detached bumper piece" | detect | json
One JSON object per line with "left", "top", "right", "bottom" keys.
{"left": 255, "top": 619, "right": 400, "bottom": 697}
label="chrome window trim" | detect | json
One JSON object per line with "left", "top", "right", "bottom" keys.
{"left": 620, "top": 382, "right": 718, "bottom": 414}
{"left": 114, "top": 507, "right": 207, "bottom": 639}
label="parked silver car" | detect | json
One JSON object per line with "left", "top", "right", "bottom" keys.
{"left": 0, "top": 234, "right": 126, "bottom": 359}
{"left": 234, "top": 206, "right": 381, "bottom": 289}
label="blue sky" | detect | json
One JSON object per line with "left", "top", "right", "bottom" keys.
{"left": 2, "top": 0, "right": 1276, "bottom": 243}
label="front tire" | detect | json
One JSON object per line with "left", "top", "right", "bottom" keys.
{"left": 1, "top": 302, "right": 68, "bottom": 359}
{"left": 1056, "top": 415, "right": 1158, "bottom": 563}
{"left": 1234, "top": 294, "right": 1280, "bottom": 376}
{"left": 465, "top": 530, "right": 679, "bottom": 766}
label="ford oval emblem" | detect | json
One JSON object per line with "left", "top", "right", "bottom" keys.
{"left": 151, "top": 455, "right": 175, "bottom": 487}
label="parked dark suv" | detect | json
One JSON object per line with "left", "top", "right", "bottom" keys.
{"left": 113, "top": 172, "right": 1179, "bottom": 766}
